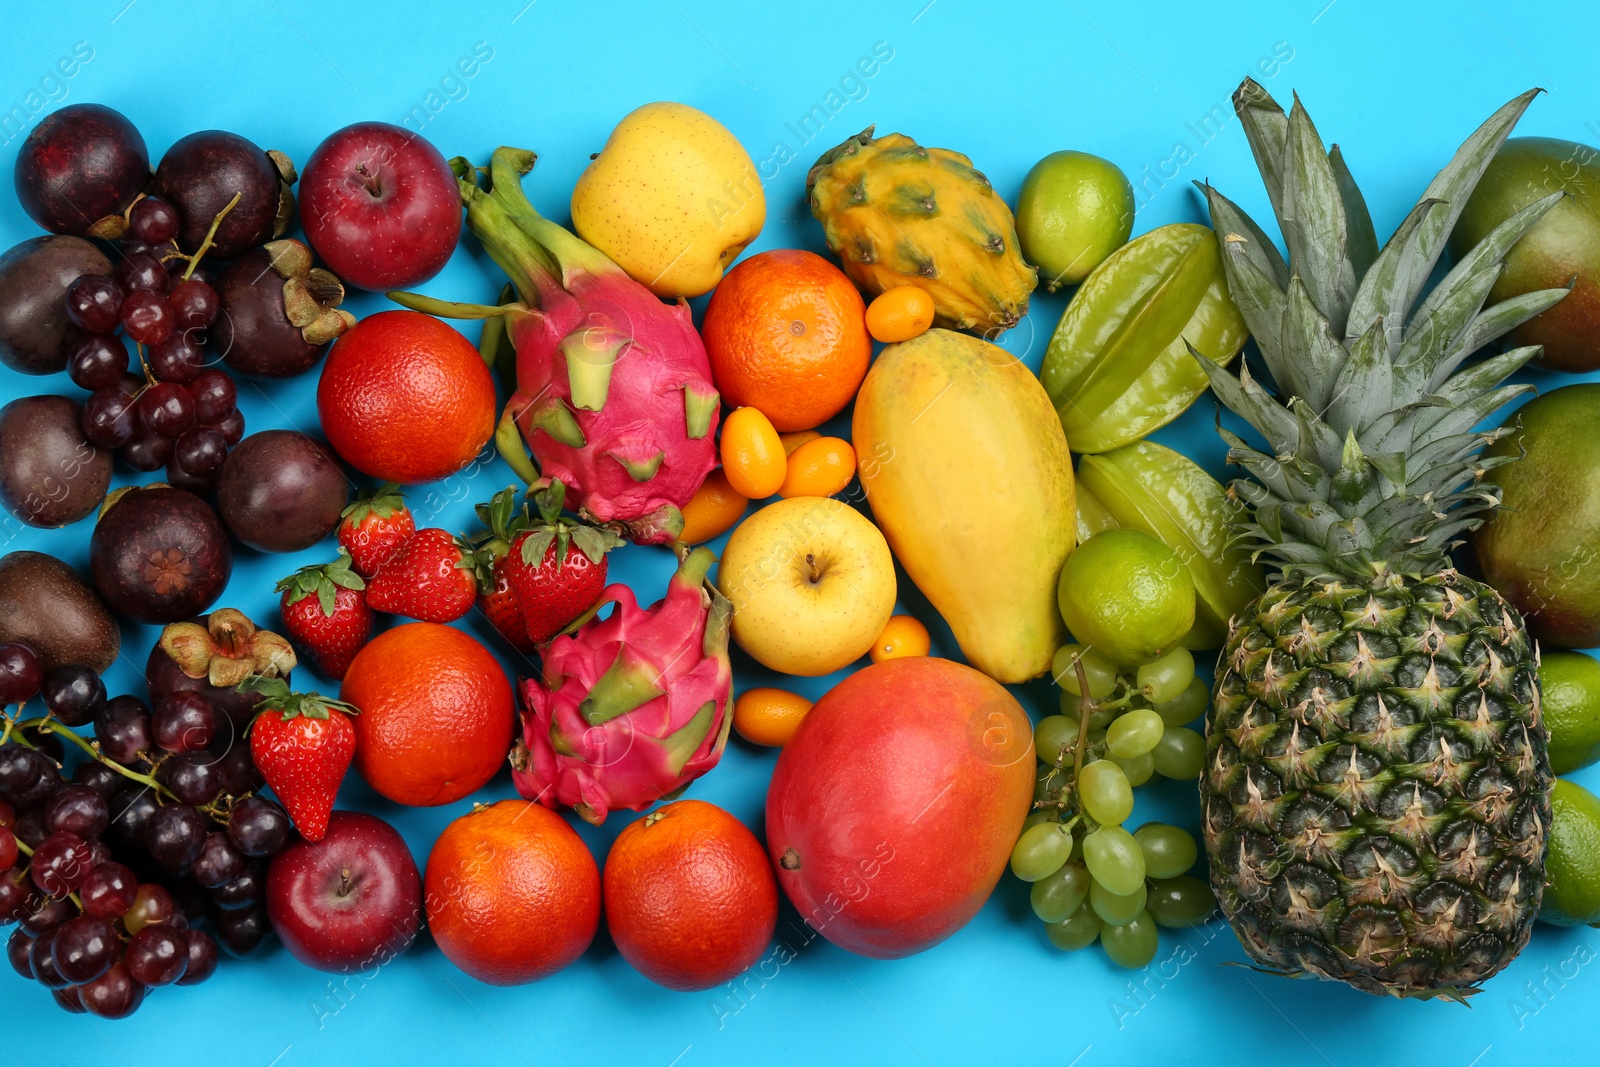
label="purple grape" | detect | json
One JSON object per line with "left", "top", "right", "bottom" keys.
{"left": 148, "top": 330, "right": 205, "bottom": 383}
{"left": 79, "top": 861, "right": 138, "bottom": 919}
{"left": 80, "top": 961, "right": 144, "bottom": 1018}
{"left": 169, "top": 276, "right": 220, "bottom": 330}
{"left": 136, "top": 381, "right": 195, "bottom": 438}
{"left": 0, "top": 642, "right": 42, "bottom": 706}
{"left": 210, "top": 407, "right": 245, "bottom": 446}
{"left": 71, "top": 762, "right": 123, "bottom": 801}
{"left": 66, "top": 275, "right": 124, "bottom": 333}
{"left": 162, "top": 750, "right": 221, "bottom": 805}
{"left": 190, "top": 832, "right": 242, "bottom": 889}
{"left": 212, "top": 903, "right": 270, "bottom": 957}
{"left": 94, "top": 696, "right": 153, "bottom": 765}
{"left": 19, "top": 895, "right": 72, "bottom": 936}
{"left": 121, "top": 430, "right": 174, "bottom": 472}
{"left": 143, "top": 804, "right": 206, "bottom": 868}
{"left": 175, "top": 927, "right": 218, "bottom": 985}
{"left": 113, "top": 251, "right": 169, "bottom": 295}
{"left": 52, "top": 913, "right": 117, "bottom": 983}
{"left": 153, "top": 692, "right": 216, "bottom": 753}
{"left": 125, "top": 922, "right": 186, "bottom": 986}
{"left": 29, "top": 928, "right": 71, "bottom": 987}
{"left": 107, "top": 788, "right": 159, "bottom": 847}
{"left": 209, "top": 863, "right": 263, "bottom": 910}
{"left": 40, "top": 664, "right": 105, "bottom": 727}
{"left": 6, "top": 927, "right": 34, "bottom": 978}
{"left": 67, "top": 334, "right": 130, "bottom": 391}
{"left": 188, "top": 368, "right": 236, "bottom": 423}
{"left": 52, "top": 984, "right": 88, "bottom": 1014}
{"left": 213, "top": 745, "right": 262, "bottom": 797}
{"left": 81, "top": 387, "right": 139, "bottom": 449}
{"left": 43, "top": 785, "right": 108, "bottom": 840}
{"left": 173, "top": 427, "right": 228, "bottom": 478}
{"left": 120, "top": 288, "right": 173, "bottom": 345}
{"left": 226, "top": 796, "right": 288, "bottom": 857}
{"left": 129, "top": 197, "right": 180, "bottom": 246}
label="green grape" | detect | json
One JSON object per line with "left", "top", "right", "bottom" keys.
{"left": 1045, "top": 905, "right": 1103, "bottom": 951}
{"left": 1030, "top": 860, "right": 1090, "bottom": 923}
{"left": 1100, "top": 910, "right": 1159, "bottom": 968}
{"left": 1135, "top": 646, "right": 1195, "bottom": 703}
{"left": 1089, "top": 877, "right": 1148, "bottom": 926}
{"left": 1053, "top": 644, "right": 1118, "bottom": 700}
{"left": 1078, "top": 760, "right": 1133, "bottom": 824}
{"left": 1109, "top": 749, "right": 1155, "bottom": 787}
{"left": 1107, "top": 708, "right": 1164, "bottom": 758}
{"left": 1082, "top": 825, "right": 1145, "bottom": 895}
{"left": 1147, "top": 875, "right": 1218, "bottom": 928}
{"left": 1022, "top": 810, "right": 1055, "bottom": 832}
{"left": 1133, "top": 823, "right": 1198, "bottom": 879}
{"left": 1034, "top": 714, "right": 1079, "bottom": 763}
{"left": 1153, "top": 677, "right": 1209, "bottom": 726}
{"left": 1010, "top": 821, "right": 1073, "bottom": 882}
{"left": 1087, "top": 705, "right": 1118, "bottom": 730}
{"left": 1152, "top": 726, "right": 1204, "bottom": 780}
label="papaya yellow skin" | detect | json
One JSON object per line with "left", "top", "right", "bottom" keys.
{"left": 853, "top": 329, "right": 1073, "bottom": 682}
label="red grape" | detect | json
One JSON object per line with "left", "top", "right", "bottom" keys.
{"left": 51, "top": 914, "right": 117, "bottom": 984}
{"left": 123, "top": 883, "right": 174, "bottom": 935}
{"left": 210, "top": 407, "right": 245, "bottom": 446}
{"left": 65, "top": 275, "right": 124, "bottom": 333}
{"left": 29, "top": 832, "right": 93, "bottom": 896}
{"left": 43, "top": 785, "right": 108, "bottom": 840}
{"left": 67, "top": 334, "right": 130, "bottom": 390}
{"left": 175, "top": 928, "right": 218, "bottom": 985}
{"left": 79, "top": 861, "right": 138, "bottom": 919}
{"left": 136, "top": 381, "right": 196, "bottom": 438}
{"left": 148, "top": 330, "right": 206, "bottom": 383}
{"left": 93, "top": 696, "right": 153, "bottom": 765}
{"left": 188, "top": 368, "right": 237, "bottom": 423}
{"left": 113, "top": 251, "right": 169, "bottom": 295}
{"left": 169, "top": 276, "right": 220, "bottom": 330}
{"left": 120, "top": 288, "right": 174, "bottom": 345}
{"left": 121, "top": 430, "right": 173, "bottom": 472}
{"left": 80, "top": 961, "right": 145, "bottom": 1018}
{"left": 82, "top": 388, "right": 139, "bottom": 448}
{"left": 125, "top": 922, "right": 187, "bottom": 986}
{"left": 128, "top": 197, "right": 179, "bottom": 246}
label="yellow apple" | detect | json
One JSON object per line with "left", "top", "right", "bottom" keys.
{"left": 717, "top": 497, "right": 896, "bottom": 676}
{"left": 571, "top": 101, "right": 765, "bottom": 299}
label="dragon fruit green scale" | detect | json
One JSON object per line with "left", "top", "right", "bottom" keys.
{"left": 512, "top": 547, "right": 734, "bottom": 825}
{"left": 391, "top": 147, "right": 719, "bottom": 545}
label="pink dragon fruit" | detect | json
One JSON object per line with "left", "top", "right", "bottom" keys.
{"left": 392, "top": 147, "right": 719, "bottom": 544}
{"left": 511, "top": 546, "right": 733, "bottom": 825}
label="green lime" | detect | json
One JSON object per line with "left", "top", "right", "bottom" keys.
{"left": 1057, "top": 528, "right": 1195, "bottom": 666}
{"left": 1542, "top": 778, "right": 1600, "bottom": 926}
{"left": 1015, "top": 150, "right": 1135, "bottom": 291}
{"left": 1541, "top": 651, "right": 1600, "bottom": 774}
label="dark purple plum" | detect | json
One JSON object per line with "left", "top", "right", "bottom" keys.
{"left": 14, "top": 104, "right": 148, "bottom": 238}
{"left": 89, "top": 486, "right": 231, "bottom": 623}
{"left": 0, "top": 235, "right": 111, "bottom": 375}
{"left": 0, "top": 552, "right": 118, "bottom": 672}
{"left": 151, "top": 132, "right": 294, "bottom": 260}
{"left": 216, "top": 430, "right": 348, "bottom": 552}
{"left": 0, "top": 395, "right": 112, "bottom": 528}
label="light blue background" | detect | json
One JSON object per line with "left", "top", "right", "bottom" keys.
{"left": 3, "top": 1, "right": 1599, "bottom": 1064}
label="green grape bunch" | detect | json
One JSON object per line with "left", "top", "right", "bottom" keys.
{"left": 1010, "top": 643, "right": 1218, "bottom": 968}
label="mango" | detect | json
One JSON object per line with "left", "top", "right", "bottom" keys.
{"left": 853, "top": 329, "right": 1074, "bottom": 682}
{"left": 570, "top": 102, "right": 764, "bottom": 299}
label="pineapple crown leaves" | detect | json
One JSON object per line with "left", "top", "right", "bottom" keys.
{"left": 274, "top": 550, "right": 365, "bottom": 617}
{"left": 236, "top": 675, "right": 357, "bottom": 727}
{"left": 339, "top": 482, "right": 406, "bottom": 525}
{"left": 1193, "top": 79, "right": 1571, "bottom": 580}
{"left": 517, "top": 478, "right": 623, "bottom": 572}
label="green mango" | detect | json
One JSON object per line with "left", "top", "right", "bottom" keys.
{"left": 1039, "top": 223, "right": 1248, "bottom": 454}
{"left": 1075, "top": 441, "right": 1264, "bottom": 649}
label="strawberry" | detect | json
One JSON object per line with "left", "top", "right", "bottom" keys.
{"left": 244, "top": 677, "right": 357, "bottom": 843}
{"left": 365, "top": 527, "right": 479, "bottom": 623}
{"left": 337, "top": 483, "right": 415, "bottom": 578}
{"left": 506, "top": 480, "right": 623, "bottom": 644}
{"left": 469, "top": 487, "right": 538, "bottom": 655}
{"left": 275, "top": 551, "right": 373, "bottom": 680}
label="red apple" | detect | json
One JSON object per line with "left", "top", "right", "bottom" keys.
{"left": 298, "top": 121, "right": 460, "bottom": 291}
{"left": 265, "top": 810, "right": 421, "bottom": 973}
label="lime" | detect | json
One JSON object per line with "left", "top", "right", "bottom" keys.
{"left": 1542, "top": 778, "right": 1600, "bottom": 926}
{"left": 1057, "top": 528, "right": 1195, "bottom": 666}
{"left": 1015, "top": 150, "right": 1135, "bottom": 291}
{"left": 1541, "top": 651, "right": 1600, "bottom": 774}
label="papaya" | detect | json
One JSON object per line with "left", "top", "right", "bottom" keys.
{"left": 852, "top": 329, "right": 1073, "bottom": 682}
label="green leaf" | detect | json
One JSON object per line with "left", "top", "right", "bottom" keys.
{"left": 317, "top": 581, "right": 336, "bottom": 617}
{"left": 1201, "top": 182, "right": 1289, "bottom": 289}
{"left": 1280, "top": 95, "right": 1351, "bottom": 331}
{"left": 1214, "top": 227, "right": 1287, "bottom": 368}
{"left": 1456, "top": 286, "right": 1571, "bottom": 365}
{"left": 1279, "top": 276, "right": 1348, "bottom": 411}
{"left": 1188, "top": 348, "right": 1299, "bottom": 454}
{"left": 1344, "top": 198, "right": 1447, "bottom": 348}
{"left": 1324, "top": 317, "right": 1391, "bottom": 433}
{"left": 1232, "top": 78, "right": 1290, "bottom": 223}
{"left": 519, "top": 529, "right": 556, "bottom": 567}
{"left": 1329, "top": 144, "right": 1378, "bottom": 280}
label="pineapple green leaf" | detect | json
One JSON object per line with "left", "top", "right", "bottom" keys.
{"left": 1214, "top": 228, "right": 1287, "bottom": 366}
{"left": 1232, "top": 78, "right": 1290, "bottom": 225}
{"left": 1344, "top": 197, "right": 1448, "bottom": 348}
{"left": 1289, "top": 397, "right": 1345, "bottom": 481}
{"left": 1281, "top": 96, "right": 1353, "bottom": 331}
{"left": 1329, "top": 145, "right": 1378, "bottom": 278}
{"left": 1281, "top": 275, "right": 1348, "bottom": 411}
{"left": 1200, "top": 182, "right": 1290, "bottom": 288}
{"left": 1324, "top": 317, "right": 1390, "bottom": 433}
{"left": 1188, "top": 344, "right": 1299, "bottom": 452}
{"left": 1456, "top": 285, "right": 1572, "bottom": 367}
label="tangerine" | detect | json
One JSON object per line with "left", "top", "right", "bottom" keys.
{"left": 701, "top": 249, "right": 870, "bottom": 431}
{"left": 603, "top": 799, "right": 777, "bottom": 991}
{"left": 425, "top": 800, "right": 600, "bottom": 985}
{"left": 733, "top": 687, "right": 813, "bottom": 747}
{"left": 317, "top": 310, "right": 496, "bottom": 484}
{"left": 340, "top": 622, "right": 513, "bottom": 806}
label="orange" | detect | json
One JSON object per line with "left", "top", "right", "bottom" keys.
{"left": 317, "top": 310, "right": 496, "bottom": 484}
{"left": 701, "top": 249, "right": 871, "bottom": 431}
{"left": 779, "top": 436, "right": 856, "bottom": 498}
{"left": 865, "top": 286, "right": 936, "bottom": 343}
{"left": 679, "top": 469, "right": 748, "bottom": 545}
{"left": 720, "top": 406, "right": 786, "bottom": 499}
{"left": 734, "top": 687, "right": 813, "bottom": 747}
{"left": 603, "top": 799, "right": 778, "bottom": 991}
{"left": 425, "top": 800, "right": 600, "bottom": 985}
{"left": 870, "top": 615, "right": 931, "bottom": 663}
{"left": 340, "top": 623, "right": 513, "bottom": 806}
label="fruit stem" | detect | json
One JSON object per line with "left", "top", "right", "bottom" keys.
{"left": 1071, "top": 659, "right": 1094, "bottom": 784}
{"left": 182, "top": 191, "right": 242, "bottom": 280}
{"left": 13, "top": 836, "right": 32, "bottom": 858}
{"left": 15, "top": 716, "right": 177, "bottom": 801}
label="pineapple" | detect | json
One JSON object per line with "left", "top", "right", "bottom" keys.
{"left": 1195, "top": 79, "right": 1570, "bottom": 1001}
{"left": 806, "top": 127, "right": 1036, "bottom": 334}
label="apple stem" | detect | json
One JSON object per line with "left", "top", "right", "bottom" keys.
{"left": 805, "top": 553, "right": 821, "bottom": 585}
{"left": 354, "top": 162, "right": 382, "bottom": 198}
{"left": 338, "top": 869, "right": 353, "bottom": 897}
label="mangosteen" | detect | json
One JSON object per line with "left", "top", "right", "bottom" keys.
{"left": 0, "top": 395, "right": 113, "bottom": 528}
{"left": 216, "top": 430, "right": 349, "bottom": 552}
{"left": 151, "top": 131, "right": 295, "bottom": 259}
{"left": 0, "top": 551, "right": 119, "bottom": 672}
{"left": 14, "top": 104, "right": 149, "bottom": 238}
{"left": 215, "top": 240, "right": 355, "bottom": 378}
{"left": 147, "top": 609, "right": 294, "bottom": 731}
{"left": 90, "top": 485, "right": 232, "bottom": 624}
{"left": 0, "top": 235, "right": 112, "bottom": 374}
